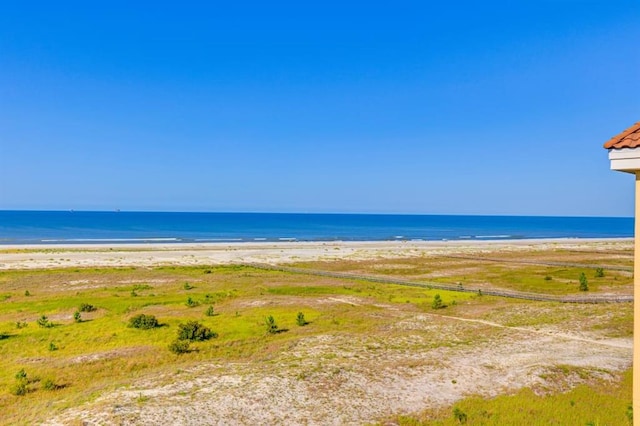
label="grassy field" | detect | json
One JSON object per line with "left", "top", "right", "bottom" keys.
{"left": 290, "top": 247, "right": 634, "bottom": 296}
{"left": 0, "top": 248, "right": 633, "bottom": 425}
{"left": 388, "top": 369, "right": 633, "bottom": 425}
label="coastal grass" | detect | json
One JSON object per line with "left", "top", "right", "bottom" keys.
{"left": 388, "top": 369, "right": 632, "bottom": 426}
{"left": 0, "top": 265, "right": 475, "bottom": 424}
{"left": 291, "top": 254, "right": 633, "bottom": 296}
{"left": 0, "top": 259, "right": 632, "bottom": 424}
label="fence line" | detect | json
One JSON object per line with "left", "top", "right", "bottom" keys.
{"left": 245, "top": 263, "right": 633, "bottom": 304}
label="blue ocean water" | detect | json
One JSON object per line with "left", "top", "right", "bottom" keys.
{"left": 0, "top": 211, "right": 633, "bottom": 245}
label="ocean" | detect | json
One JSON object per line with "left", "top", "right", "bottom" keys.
{"left": 0, "top": 211, "right": 633, "bottom": 245}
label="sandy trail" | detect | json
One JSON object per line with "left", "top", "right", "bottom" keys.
{"left": 433, "top": 313, "right": 633, "bottom": 349}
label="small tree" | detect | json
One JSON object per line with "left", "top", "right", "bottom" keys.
{"left": 205, "top": 305, "right": 215, "bottom": 317}
{"left": 265, "top": 315, "right": 279, "bottom": 334}
{"left": 37, "top": 315, "right": 52, "bottom": 328}
{"left": 432, "top": 294, "right": 444, "bottom": 309}
{"left": 73, "top": 311, "right": 82, "bottom": 323}
{"left": 579, "top": 272, "right": 589, "bottom": 291}
{"left": 296, "top": 312, "right": 308, "bottom": 326}
{"left": 595, "top": 268, "right": 604, "bottom": 278}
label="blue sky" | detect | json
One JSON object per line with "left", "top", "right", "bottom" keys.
{"left": 1, "top": 1, "right": 638, "bottom": 216}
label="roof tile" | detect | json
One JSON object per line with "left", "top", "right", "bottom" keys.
{"left": 604, "top": 122, "right": 640, "bottom": 149}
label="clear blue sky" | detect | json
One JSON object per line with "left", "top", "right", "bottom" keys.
{"left": 1, "top": 1, "right": 638, "bottom": 216}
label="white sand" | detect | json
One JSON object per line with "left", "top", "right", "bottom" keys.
{"left": 0, "top": 238, "right": 632, "bottom": 270}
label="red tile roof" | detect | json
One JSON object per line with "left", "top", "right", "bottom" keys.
{"left": 604, "top": 122, "right": 640, "bottom": 149}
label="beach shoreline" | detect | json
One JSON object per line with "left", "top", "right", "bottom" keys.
{"left": 0, "top": 237, "right": 633, "bottom": 270}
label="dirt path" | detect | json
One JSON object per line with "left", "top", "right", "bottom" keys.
{"left": 434, "top": 313, "right": 632, "bottom": 349}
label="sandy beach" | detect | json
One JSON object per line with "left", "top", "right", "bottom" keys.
{"left": 0, "top": 237, "right": 633, "bottom": 270}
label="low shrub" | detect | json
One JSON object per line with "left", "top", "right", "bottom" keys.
{"left": 73, "top": 311, "right": 82, "bottom": 323}
{"left": 15, "top": 369, "right": 27, "bottom": 381}
{"left": 205, "top": 305, "right": 215, "bottom": 317}
{"left": 79, "top": 303, "right": 97, "bottom": 312}
{"left": 453, "top": 406, "right": 468, "bottom": 424}
{"left": 128, "top": 314, "right": 159, "bottom": 329}
{"left": 10, "top": 381, "right": 27, "bottom": 396}
{"left": 265, "top": 315, "right": 279, "bottom": 334}
{"left": 432, "top": 294, "right": 445, "bottom": 309}
{"left": 296, "top": 312, "right": 308, "bottom": 326}
{"left": 37, "top": 315, "right": 53, "bottom": 328}
{"left": 168, "top": 339, "right": 190, "bottom": 354}
{"left": 579, "top": 273, "right": 589, "bottom": 292}
{"left": 42, "top": 378, "right": 59, "bottom": 391}
{"left": 177, "top": 321, "right": 216, "bottom": 341}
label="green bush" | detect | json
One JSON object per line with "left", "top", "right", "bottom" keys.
{"left": 177, "top": 321, "right": 216, "bottom": 341}
{"left": 15, "top": 369, "right": 27, "bottom": 381}
{"left": 79, "top": 303, "right": 97, "bottom": 312}
{"left": 205, "top": 305, "right": 215, "bottom": 317}
{"left": 185, "top": 297, "right": 199, "bottom": 307}
{"left": 73, "top": 311, "right": 82, "bottom": 323}
{"left": 128, "top": 314, "right": 159, "bottom": 329}
{"left": 265, "top": 315, "right": 279, "bottom": 334}
{"left": 296, "top": 312, "right": 308, "bottom": 326}
{"left": 579, "top": 273, "right": 589, "bottom": 292}
{"left": 432, "top": 294, "right": 445, "bottom": 309}
{"left": 42, "top": 378, "right": 59, "bottom": 391}
{"left": 37, "top": 315, "right": 52, "bottom": 328}
{"left": 453, "top": 406, "right": 467, "bottom": 424}
{"left": 595, "top": 268, "right": 605, "bottom": 278}
{"left": 48, "top": 342, "right": 58, "bottom": 351}
{"left": 183, "top": 282, "right": 194, "bottom": 290}
{"left": 168, "top": 339, "right": 190, "bottom": 354}
{"left": 10, "top": 381, "right": 27, "bottom": 396}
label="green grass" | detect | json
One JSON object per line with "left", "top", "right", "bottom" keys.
{"left": 389, "top": 369, "right": 632, "bottom": 425}
{"left": 291, "top": 257, "right": 632, "bottom": 296}
{"left": 0, "top": 265, "right": 477, "bottom": 424}
{"left": 0, "top": 260, "right": 632, "bottom": 425}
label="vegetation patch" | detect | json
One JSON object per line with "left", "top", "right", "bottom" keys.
{"left": 177, "top": 321, "right": 216, "bottom": 341}
{"left": 128, "top": 314, "right": 159, "bottom": 329}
